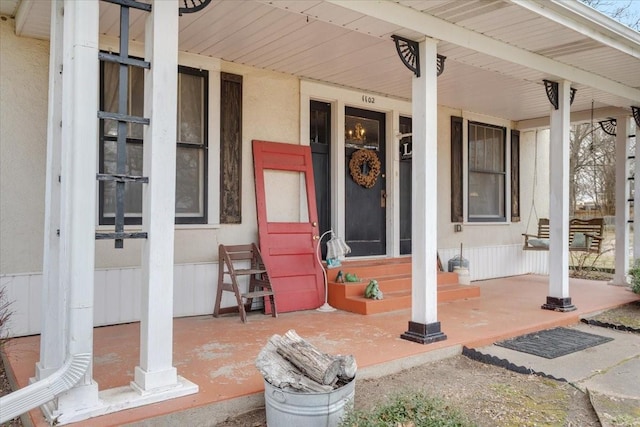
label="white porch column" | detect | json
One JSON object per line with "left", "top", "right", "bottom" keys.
{"left": 543, "top": 80, "right": 575, "bottom": 312}
{"left": 635, "top": 118, "right": 640, "bottom": 261}
{"left": 134, "top": 0, "right": 180, "bottom": 391}
{"left": 36, "top": 0, "right": 65, "bottom": 381}
{"left": 612, "top": 117, "right": 630, "bottom": 285}
{"left": 401, "top": 38, "right": 446, "bottom": 344}
{"left": 56, "top": 0, "right": 100, "bottom": 415}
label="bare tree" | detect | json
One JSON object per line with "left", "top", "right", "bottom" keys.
{"left": 579, "top": 0, "right": 640, "bottom": 30}
{"left": 570, "top": 1, "right": 638, "bottom": 218}
{"left": 570, "top": 123, "right": 616, "bottom": 216}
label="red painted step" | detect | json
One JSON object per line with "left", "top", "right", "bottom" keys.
{"left": 327, "top": 258, "right": 480, "bottom": 315}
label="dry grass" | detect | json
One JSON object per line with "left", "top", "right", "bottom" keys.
{"left": 0, "top": 286, "right": 13, "bottom": 352}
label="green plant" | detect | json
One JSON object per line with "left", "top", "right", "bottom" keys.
{"left": 339, "top": 391, "right": 471, "bottom": 427}
{"left": 628, "top": 259, "right": 640, "bottom": 294}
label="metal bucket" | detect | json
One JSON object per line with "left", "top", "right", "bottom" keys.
{"left": 264, "top": 379, "right": 355, "bottom": 427}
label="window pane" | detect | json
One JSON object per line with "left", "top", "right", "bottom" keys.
{"left": 103, "top": 62, "right": 119, "bottom": 137}
{"left": 102, "top": 141, "right": 144, "bottom": 217}
{"left": 345, "top": 115, "right": 379, "bottom": 150}
{"left": 102, "top": 63, "right": 144, "bottom": 139}
{"left": 178, "top": 73, "right": 203, "bottom": 145}
{"left": 176, "top": 146, "right": 204, "bottom": 215}
{"left": 100, "top": 61, "right": 208, "bottom": 224}
{"left": 469, "top": 172, "right": 505, "bottom": 218}
{"left": 310, "top": 107, "right": 329, "bottom": 144}
{"left": 129, "top": 67, "right": 144, "bottom": 139}
{"left": 468, "top": 123, "right": 506, "bottom": 221}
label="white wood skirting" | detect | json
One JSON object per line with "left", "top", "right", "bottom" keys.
{"left": 439, "top": 244, "right": 549, "bottom": 280}
{"left": 1, "top": 245, "right": 547, "bottom": 337}
{"left": 2, "top": 263, "right": 224, "bottom": 338}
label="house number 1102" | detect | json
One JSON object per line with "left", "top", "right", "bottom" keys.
{"left": 362, "top": 95, "right": 375, "bottom": 104}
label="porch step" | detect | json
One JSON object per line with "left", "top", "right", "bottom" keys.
{"left": 327, "top": 258, "right": 480, "bottom": 315}
{"left": 328, "top": 257, "right": 413, "bottom": 278}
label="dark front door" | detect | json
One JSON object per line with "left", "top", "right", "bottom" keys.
{"left": 310, "top": 101, "right": 331, "bottom": 259}
{"left": 344, "top": 107, "right": 386, "bottom": 256}
{"left": 399, "top": 116, "right": 412, "bottom": 254}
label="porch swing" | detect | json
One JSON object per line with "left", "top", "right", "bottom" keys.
{"left": 521, "top": 118, "right": 604, "bottom": 253}
{"left": 522, "top": 217, "right": 604, "bottom": 253}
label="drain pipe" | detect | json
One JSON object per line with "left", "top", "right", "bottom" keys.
{"left": 0, "top": 353, "right": 91, "bottom": 423}
{"left": 0, "top": 0, "right": 100, "bottom": 423}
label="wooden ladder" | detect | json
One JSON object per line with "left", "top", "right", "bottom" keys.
{"left": 213, "top": 243, "right": 277, "bottom": 323}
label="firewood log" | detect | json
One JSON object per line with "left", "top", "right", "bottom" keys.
{"left": 270, "top": 330, "right": 341, "bottom": 386}
{"left": 336, "top": 354, "right": 357, "bottom": 380}
{"left": 255, "top": 341, "right": 333, "bottom": 392}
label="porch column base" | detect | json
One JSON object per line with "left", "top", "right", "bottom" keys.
{"left": 541, "top": 296, "right": 576, "bottom": 312}
{"left": 41, "top": 380, "right": 101, "bottom": 425}
{"left": 34, "top": 362, "right": 60, "bottom": 381}
{"left": 40, "top": 377, "right": 198, "bottom": 425}
{"left": 401, "top": 321, "right": 447, "bottom": 344}
{"left": 134, "top": 366, "right": 178, "bottom": 392}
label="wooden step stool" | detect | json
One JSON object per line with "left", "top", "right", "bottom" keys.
{"left": 213, "top": 243, "right": 277, "bottom": 323}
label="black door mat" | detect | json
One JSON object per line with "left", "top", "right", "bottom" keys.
{"left": 495, "top": 327, "right": 613, "bottom": 359}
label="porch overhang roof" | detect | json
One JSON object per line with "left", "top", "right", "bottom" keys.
{"left": 5, "top": 0, "right": 640, "bottom": 126}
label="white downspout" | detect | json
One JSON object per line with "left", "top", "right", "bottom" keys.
{"left": 0, "top": 354, "right": 91, "bottom": 423}
{"left": 0, "top": 0, "right": 100, "bottom": 423}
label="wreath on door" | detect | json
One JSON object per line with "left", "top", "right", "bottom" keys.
{"left": 349, "top": 149, "right": 381, "bottom": 189}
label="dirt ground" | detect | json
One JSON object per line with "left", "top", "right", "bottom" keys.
{"left": 216, "top": 354, "right": 599, "bottom": 427}
{"left": 2, "top": 301, "right": 638, "bottom": 427}
{"left": 0, "top": 361, "right": 21, "bottom": 426}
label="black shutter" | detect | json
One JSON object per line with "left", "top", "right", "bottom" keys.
{"left": 511, "top": 129, "right": 520, "bottom": 222}
{"left": 451, "top": 116, "right": 463, "bottom": 222}
{"left": 220, "top": 72, "right": 243, "bottom": 224}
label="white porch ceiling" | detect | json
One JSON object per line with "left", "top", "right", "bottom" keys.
{"left": 0, "top": 0, "right": 19, "bottom": 17}
{"left": 6, "top": 0, "right": 640, "bottom": 124}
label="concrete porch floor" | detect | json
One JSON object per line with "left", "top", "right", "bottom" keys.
{"left": 3, "top": 274, "right": 638, "bottom": 426}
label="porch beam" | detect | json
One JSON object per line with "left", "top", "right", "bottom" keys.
{"left": 401, "top": 38, "right": 446, "bottom": 344}
{"left": 327, "top": 0, "right": 640, "bottom": 104}
{"left": 14, "top": 0, "right": 37, "bottom": 37}
{"left": 612, "top": 117, "right": 630, "bottom": 286}
{"left": 543, "top": 80, "right": 575, "bottom": 312}
{"left": 514, "top": 0, "right": 640, "bottom": 59}
{"left": 515, "top": 107, "right": 631, "bottom": 131}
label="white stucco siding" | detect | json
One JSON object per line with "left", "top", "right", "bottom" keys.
{"left": 0, "top": 27, "right": 301, "bottom": 275}
{"left": 90, "top": 57, "right": 301, "bottom": 269}
{"left": 0, "top": 18, "right": 49, "bottom": 275}
{"left": 173, "top": 64, "right": 301, "bottom": 263}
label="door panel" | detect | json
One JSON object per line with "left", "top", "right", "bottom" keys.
{"left": 310, "top": 101, "right": 331, "bottom": 258}
{"left": 253, "top": 140, "right": 324, "bottom": 312}
{"left": 345, "top": 107, "right": 386, "bottom": 256}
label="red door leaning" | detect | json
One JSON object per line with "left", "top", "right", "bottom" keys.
{"left": 252, "top": 140, "right": 324, "bottom": 312}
